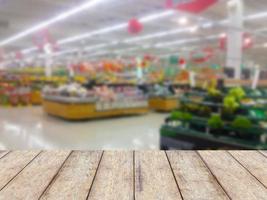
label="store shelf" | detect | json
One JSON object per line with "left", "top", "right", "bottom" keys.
{"left": 160, "top": 125, "right": 267, "bottom": 150}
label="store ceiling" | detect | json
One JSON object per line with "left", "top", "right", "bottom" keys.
{"left": 0, "top": 0, "right": 267, "bottom": 66}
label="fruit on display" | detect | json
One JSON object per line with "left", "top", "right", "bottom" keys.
{"left": 42, "top": 82, "right": 148, "bottom": 110}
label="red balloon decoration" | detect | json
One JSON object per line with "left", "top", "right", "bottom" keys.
{"left": 128, "top": 18, "right": 143, "bottom": 34}
{"left": 166, "top": 0, "right": 218, "bottom": 13}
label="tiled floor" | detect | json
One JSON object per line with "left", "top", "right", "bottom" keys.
{"left": 0, "top": 107, "right": 167, "bottom": 149}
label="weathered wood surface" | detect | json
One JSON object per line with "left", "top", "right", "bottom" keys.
{"left": 0, "top": 151, "right": 266, "bottom": 200}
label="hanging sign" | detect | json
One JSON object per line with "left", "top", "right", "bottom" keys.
{"left": 33, "top": 29, "right": 58, "bottom": 52}
{"left": 191, "top": 47, "right": 213, "bottom": 63}
{"left": 166, "top": 0, "right": 218, "bottom": 13}
{"left": 219, "top": 33, "right": 253, "bottom": 51}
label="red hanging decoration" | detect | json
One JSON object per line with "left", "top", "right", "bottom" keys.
{"left": 219, "top": 33, "right": 253, "bottom": 51}
{"left": 128, "top": 18, "right": 143, "bottom": 34}
{"left": 15, "top": 51, "right": 23, "bottom": 60}
{"left": 166, "top": 0, "right": 218, "bottom": 13}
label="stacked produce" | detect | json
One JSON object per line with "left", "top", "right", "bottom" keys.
{"left": 42, "top": 83, "right": 148, "bottom": 110}
{"left": 162, "top": 86, "right": 267, "bottom": 149}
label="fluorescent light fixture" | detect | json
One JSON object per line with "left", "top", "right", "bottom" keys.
{"left": 59, "top": 11, "right": 174, "bottom": 45}
{"left": 139, "top": 10, "right": 174, "bottom": 23}
{"left": 21, "top": 47, "right": 38, "bottom": 54}
{"left": 178, "top": 17, "right": 188, "bottom": 25}
{"left": 124, "top": 27, "right": 191, "bottom": 43}
{"left": 155, "top": 34, "right": 219, "bottom": 48}
{"left": 245, "top": 12, "right": 267, "bottom": 21}
{"left": 0, "top": 0, "right": 108, "bottom": 46}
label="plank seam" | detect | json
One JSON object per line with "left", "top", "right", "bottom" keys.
{"left": 0, "top": 151, "right": 43, "bottom": 192}
{"left": 197, "top": 151, "right": 232, "bottom": 200}
{"left": 86, "top": 151, "right": 104, "bottom": 200}
{"left": 165, "top": 151, "right": 184, "bottom": 200}
{"left": 38, "top": 151, "right": 74, "bottom": 199}
{"left": 227, "top": 151, "right": 267, "bottom": 191}
{"left": 133, "top": 151, "right": 135, "bottom": 200}
{"left": 258, "top": 150, "right": 267, "bottom": 159}
{"left": 0, "top": 151, "right": 10, "bottom": 160}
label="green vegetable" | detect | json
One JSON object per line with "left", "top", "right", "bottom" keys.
{"left": 223, "top": 96, "right": 239, "bottom": 113}
{"left": 208, "top": 115, "right": 224, "bottom": 129}
{"left": 208, "top": 88, "right": 221, "bottom": 97}
{"left": 231, "top": 116, "right": 252, "bottom": 130}
{"left": 170, "top": 111, "right": 192, "bottom": 122}
{"left": 228, "top": 87, "right": 245, "bottom": 101}
{"left": 198, "top": 106, "right": 212, "bottom": 117}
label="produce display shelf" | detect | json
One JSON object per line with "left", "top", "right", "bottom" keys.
{"left": 149, "top": 97, "right": 178, "bottom": 112}
{"left": 160, "top": 125, "right": 267, "bottom": 150}
{"left": 42, "top": 99, "right": 149, "bottom": 120}
{"left": 30, "top": 91, "right": 42, "bottom": 105}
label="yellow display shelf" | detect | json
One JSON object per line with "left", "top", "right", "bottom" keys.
{"left": 42, "top": 99, "right": 149, "bottom": 120}
{"left": 30, "top": 91, "right": 42, "bottom": 105}
{"left": 149, "top": 97, "right": 178, "bottom": 112}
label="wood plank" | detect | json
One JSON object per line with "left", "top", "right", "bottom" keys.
{"left": 88, "top": 151, "right": 133, "bottom": 200}
{"left": 0, "top": 151, "right": 9, "bottom": 159}
{"left": 167, "top": 151, "right": 229, "bottom": 200}
{"left": 0, "top": 151, "right": 40, "bottom": 190}
{"left": 135, "top": 151, "right": 182, "bottom": 200}
{"left": 229, "top": 151, "right": 267, "bottom": 188}
{"left": 199, "top": 151, "right": 267, "bottom": 200}
{"left": 40, "top": 151, "right": 102, "bottom": 200}
{"left": 0, "top": 150, "right": 71, "bottom": 199}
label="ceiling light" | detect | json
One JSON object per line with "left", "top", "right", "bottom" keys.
{"left": 227, "top": 0, "right": 236, "bottom": 8}
{"left": 263, "top": 43, "right": 267, "bottom": 48}
{"left": 178, "top": 17, "right": 188, "bottom": 25}
{"left": 139, "top": 10, "right": 174, "bottom": 23}
{"left": 220, "top": 33, "right": 227, "bottom": 38}
{"left": 244, "top": 38, "right": 251, "bottom": 45}
{"left": 0, "top": 0, "right": 108, "bottom": 46}
{"left": 190, "top": 26, "right": 198, "bottom": 33}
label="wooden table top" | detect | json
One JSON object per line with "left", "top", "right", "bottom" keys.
{"left": 0, "top": 151, "right": 267, "bottom": 199}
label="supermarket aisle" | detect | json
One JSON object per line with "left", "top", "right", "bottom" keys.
{"left": 0, "top": 107, "right": 167, "bottom": 149}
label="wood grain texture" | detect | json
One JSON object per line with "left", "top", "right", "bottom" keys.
{"left": 40, "top": 151, "right": 102, "bottom": 200}
{"left": 167, "top": 151, "right": 229, "bottom": 200}
{"left": 135, "top": 151, "right": 182, "bottom": 200}
{"left": 229, "top": 151, "right": 267, "bottom": 188}
{"left": 88, "top": 151, "right": 133, "bottom": 200}
{"left": 0, "top": 151, "right": 70, "bottom": 200}
{"left": 199, "top": 151, "right": 267, "bottom": 200}
{"left": 0, "top": 151, "right": 40, "bottom": 190}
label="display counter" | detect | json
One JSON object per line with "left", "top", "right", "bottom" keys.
{"left": 30, "top": 91, "right": 42, "bottom": 105}
{"left": 42, "top": 98, "right": 149, "bottom": 120}
{"left": 149, "top": 97, "right": 178, "bottom": 112}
